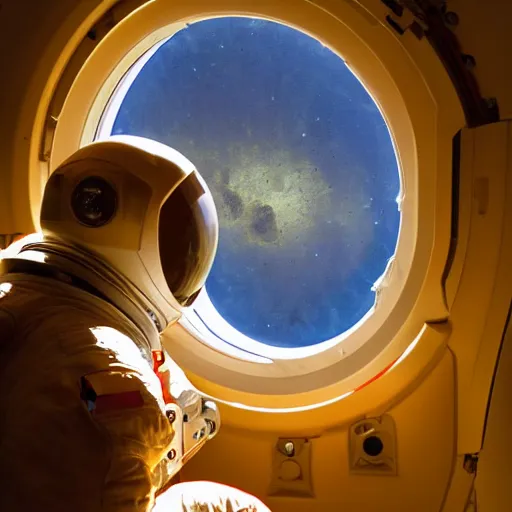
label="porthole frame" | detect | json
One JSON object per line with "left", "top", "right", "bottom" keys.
{"left": 47, "top": 0, "right": 464, "bottom": 420}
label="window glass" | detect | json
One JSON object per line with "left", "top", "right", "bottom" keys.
{"left": 110, "top": 17, "right": 401, "bottom": 348}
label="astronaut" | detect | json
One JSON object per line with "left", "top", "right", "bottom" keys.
{"left": 0, "top": 136, "right": 270, "bottom": 512}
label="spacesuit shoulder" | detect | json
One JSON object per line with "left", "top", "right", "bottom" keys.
{"left": 0, "top": 275, "right": 172, "bottom": 512}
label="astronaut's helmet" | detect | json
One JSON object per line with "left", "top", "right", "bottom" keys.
{"left": 40, "top": 135, "right": 219, "bottom": 329}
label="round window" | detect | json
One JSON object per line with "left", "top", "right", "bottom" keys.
{"left": 100, "top": 17, "right": 401, "bottom": 353}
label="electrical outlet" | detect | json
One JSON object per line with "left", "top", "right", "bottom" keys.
{"left": 268, "top": 438, "right": 314, "bottom": 498}
{"left": 349, "top": 415, "right": 397, "bottom": 475}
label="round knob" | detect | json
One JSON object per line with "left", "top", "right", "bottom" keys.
{"left": 279, "top": 460, "right": 301, "bottom": 481}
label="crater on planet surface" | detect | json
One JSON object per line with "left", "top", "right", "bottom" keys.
{"left": 221, "top": 188, "right": 244, "bottom": 220}
{"left": 251, "top": 202, "right": 278, "bottom": 243}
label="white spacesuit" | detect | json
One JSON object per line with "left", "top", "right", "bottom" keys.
{"left": 0, "top": 136, "right": 270, "bottom": 512}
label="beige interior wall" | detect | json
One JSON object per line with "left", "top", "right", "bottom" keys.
{"left": 181, "top": 350, "right": 455, "bottom": 511}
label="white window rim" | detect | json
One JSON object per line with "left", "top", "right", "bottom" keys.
{"left": 94, "top": 17, "right": 412, "bottom": 370}
{"left": 95, "top": 13, "right": 411, "bottom": 372}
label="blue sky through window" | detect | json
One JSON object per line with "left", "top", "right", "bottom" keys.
{"left": 111, "top": 17, "right": 400, "bottom": 348}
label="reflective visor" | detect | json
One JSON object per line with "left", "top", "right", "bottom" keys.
{"left": 158, "top": 171, "right": 218, "bottom": 306}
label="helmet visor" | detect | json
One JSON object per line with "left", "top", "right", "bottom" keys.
{"left": 158, "top": 171, "right": 218, "bottom": 307}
